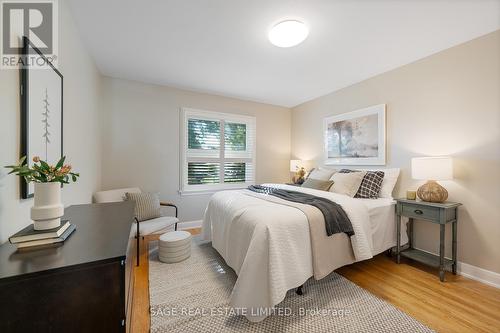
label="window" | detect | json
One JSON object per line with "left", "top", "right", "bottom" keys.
{"left": 180, "top": 108, "right": 256, "bottom": 194}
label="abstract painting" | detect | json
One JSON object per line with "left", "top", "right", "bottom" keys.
{"left": 324, "top": 104, "right": 386, "bottom": 165}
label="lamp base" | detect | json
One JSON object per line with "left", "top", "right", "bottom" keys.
{"left": 417, "top": 180, "right": 448, "bottom": 203}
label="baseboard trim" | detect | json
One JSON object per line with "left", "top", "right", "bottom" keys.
{"left": 457, "top": 262, "right": 500, "bottom": 289}
{"left": 178, "top": 220, "right": 202, "bottom": 230}
{"left": 414, "top": 247, "right": 500, "bottom": 289}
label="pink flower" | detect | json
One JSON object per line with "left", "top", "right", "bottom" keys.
{"left": 59, "top": 165, "right": 72, "bottom": 175}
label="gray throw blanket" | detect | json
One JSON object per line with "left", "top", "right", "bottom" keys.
{"left": 248, "top": 185, "right": 354, "bottom": 237}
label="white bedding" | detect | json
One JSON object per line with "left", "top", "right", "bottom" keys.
{"left": 202, "top": 184, "right": 406, "bottom": 322}
{"left": 358, "top": 197, "right": 402, "bottom": 255}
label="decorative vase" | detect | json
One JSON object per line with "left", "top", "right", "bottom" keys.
{"left": 30, "top": 182, "right": 64, "bottom": 230}
{"left": 293, "top": 167, "right": 306, "bottom": 184}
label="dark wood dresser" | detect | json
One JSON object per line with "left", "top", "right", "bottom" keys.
{"left": 0, "top": 201, "right": 136, "bottom": 333}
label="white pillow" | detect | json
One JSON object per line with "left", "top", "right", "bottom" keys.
{"left": 329, "top": 171, "right": 366, "bottom": 197}
{"left": 359, "top": 168, "right": 400, "bottom": 198}
{"left": 308, "top": 167, "right": 336, "bottom": 181}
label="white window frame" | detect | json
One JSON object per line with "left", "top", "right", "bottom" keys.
{"left": 179, "top": 107, "right": 256, "bottom": 195}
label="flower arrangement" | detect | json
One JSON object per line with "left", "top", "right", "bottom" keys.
{"left": 5, "top": 156, "right": 80, "bottom": 184}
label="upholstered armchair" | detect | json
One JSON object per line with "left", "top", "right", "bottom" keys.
{"left": 93, "top": 187, "right": 179, "bottom": 265}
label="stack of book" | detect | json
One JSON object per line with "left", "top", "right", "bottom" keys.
{"left": 9, "top": 220, "right": 76, "bottom": 249}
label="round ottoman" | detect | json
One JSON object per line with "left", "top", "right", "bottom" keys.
{"left": 158, "top": 231, "right": 192, "bottom": 263}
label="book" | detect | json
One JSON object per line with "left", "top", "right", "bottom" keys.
{"left": 16, "top": 223, "right": 76, "bottom": 249}
{"left": 9, "top": 220, "right": 70, "bottom": 244}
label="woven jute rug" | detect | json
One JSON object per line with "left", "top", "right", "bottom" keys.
{"left": 149, "top": 240, "right": 434, "bottom": 333}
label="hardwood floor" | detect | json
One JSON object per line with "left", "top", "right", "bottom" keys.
{"left": 130, "top": 228, "right": 500, "bottom": 333}
{"left": 337, "top": 256, "right": 500, "bottom": 333}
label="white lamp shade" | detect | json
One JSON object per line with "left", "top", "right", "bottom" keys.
{"left": 411, "top": 157, "right": 453, "bottom": 180}
{"left": 290, "top": 160, "right": 303, "bottom": 172}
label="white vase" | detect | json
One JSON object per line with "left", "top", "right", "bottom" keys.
{"left": 30, "top": 182, "right": 64, "bottom": 230}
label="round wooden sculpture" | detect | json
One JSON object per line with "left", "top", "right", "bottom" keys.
{"left": 417, "top": 180, "right": 448, "bottom": 203}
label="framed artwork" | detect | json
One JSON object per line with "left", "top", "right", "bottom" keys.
{"left": 324, "top": 104, "right": 386, "bottom": 165}
{"left": 20, "top": 36, "right": 64, "bottom": 198}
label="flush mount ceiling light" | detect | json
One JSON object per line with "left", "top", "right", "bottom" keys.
{"left": 268, "top": 20, "right": 309, "bottom": 48}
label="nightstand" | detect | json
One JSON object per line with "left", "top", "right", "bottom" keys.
{"left": 395, "top": 199, "right": 462, "bottom": 282}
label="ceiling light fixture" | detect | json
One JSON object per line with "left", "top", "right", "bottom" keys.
{"left": 268, "top": 20, "right": 309, "bottom": 48}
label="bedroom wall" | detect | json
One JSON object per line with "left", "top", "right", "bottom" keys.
{"left": 0, "top": 0, "right": 103, "bottom": 243}
{"left": 291, "top": 30, "right": 500, "bottom": 275}
{"left": 100, "top": 77, "right": 291, "bottom": 222}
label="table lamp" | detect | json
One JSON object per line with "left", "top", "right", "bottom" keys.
{"left": 290, "top": 160, "right": 306, "bottom": 184}
{"left": 411, "top": 156, "right": 453, "bottom": 203}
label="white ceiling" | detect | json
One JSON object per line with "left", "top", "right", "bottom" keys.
{"left": 68, "top": 0, "right": 500, "bottom": 107}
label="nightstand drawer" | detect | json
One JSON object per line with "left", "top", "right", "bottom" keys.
{"left": 401, "top": 203, "right": 440, "bottom": 221}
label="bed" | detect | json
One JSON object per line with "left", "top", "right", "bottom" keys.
{"left": 202, "top": 183, "right": 407, "bottom": 322}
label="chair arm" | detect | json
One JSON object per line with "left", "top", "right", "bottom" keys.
{"left": 160, "top": 201, "right": 178, "bottom": 218}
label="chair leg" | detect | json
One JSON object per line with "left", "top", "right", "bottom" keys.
{"left": 175, "top": 222, "right": 178, "bottom": 231}
{"left": 136, "top": 235, "right": 140, "bottom": 267}
{"left": 136, "top": 217, "right": 140, "bottom": 266}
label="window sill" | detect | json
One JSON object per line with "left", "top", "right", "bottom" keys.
{"left": 178, "top": 184, "right": 251, "bottom": 196}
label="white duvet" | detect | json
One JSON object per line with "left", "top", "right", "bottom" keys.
{"left": 202, "top": 184, "right": 399, "bottom": 322}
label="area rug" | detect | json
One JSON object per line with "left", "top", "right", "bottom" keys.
{"left": 149, "top": 240, "right": 434, "bottom": 333}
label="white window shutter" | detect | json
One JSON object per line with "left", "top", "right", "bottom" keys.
{"left": 180, "top": 108, "right": 256, "bottom": 194}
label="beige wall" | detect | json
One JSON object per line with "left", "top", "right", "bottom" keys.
{"left": 0, "top": 0, "right": 103, "bottom": 242}
{"left": 101, "top": 77, "right": 291, "bottom": 222}
{"left": 291, "top": 30, "right": 500, "bottom": 274}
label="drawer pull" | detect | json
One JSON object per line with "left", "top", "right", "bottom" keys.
{"left": 414, "top": 209, "right": 423, "bottom": 215}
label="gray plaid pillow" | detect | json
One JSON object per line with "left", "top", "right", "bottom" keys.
{"left": 125, "top": 192, "right": 161, "bottom": 221}
{"left": 339, "top": 169, "right": 385, "bottom": 199}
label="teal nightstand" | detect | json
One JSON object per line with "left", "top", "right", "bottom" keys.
{"left": 395, "top": 199, "right": 462, "bottom": 282}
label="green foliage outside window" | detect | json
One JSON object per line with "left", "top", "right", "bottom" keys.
{"left": 225, "top": 122, "right": 246, "bottom": 151}
{"left": 188, "top": 119, "right": 220, "bottom": 150}
{"left": 187, "top": 118, "right": 248, "bottom": 185}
